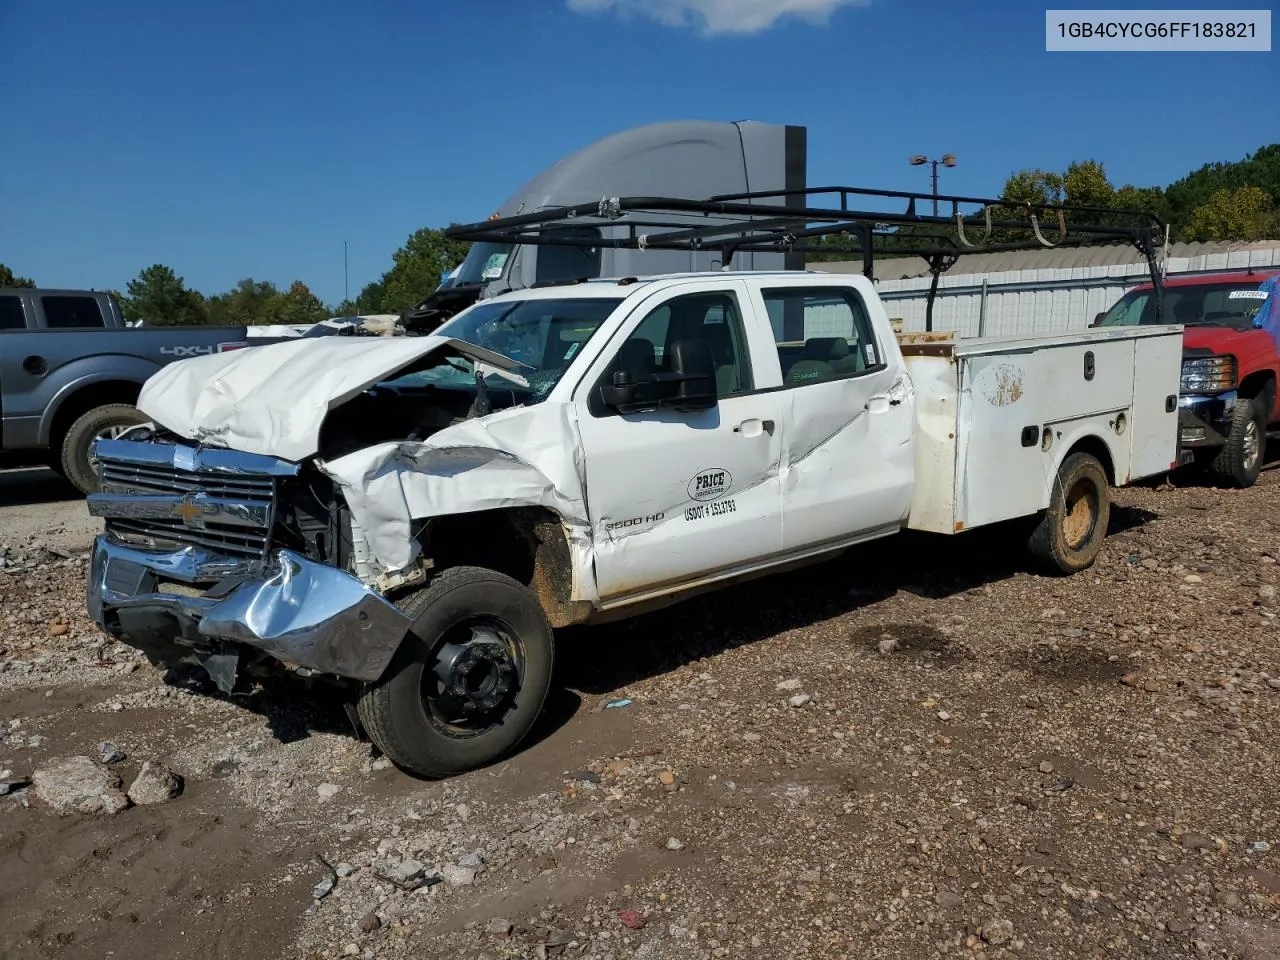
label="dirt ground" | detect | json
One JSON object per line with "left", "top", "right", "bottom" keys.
{"left": 2, "top": 465, "right": 1280, "bottom": 960}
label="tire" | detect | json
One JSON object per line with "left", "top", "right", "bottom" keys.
{"left": 357, "top": 566, "right": 554, "bottom": 779}
{"left": 1207, "top": 395, "right": 1266, "bottom": 488}
{"left": 60, "top": 403, "right": 150, "bottom": 495}
{"left": 1027, "top": 452, "right": 1111, "bottom": 575}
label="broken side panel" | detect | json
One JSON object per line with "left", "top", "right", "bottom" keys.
{"left": 317, "top": 402, "right": 599, "bottom": 601}
{"left": 775, "top": 371, "right": 915, "bottom": 552}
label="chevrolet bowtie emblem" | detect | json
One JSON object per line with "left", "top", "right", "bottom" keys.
{"left": 173, "top": 498, "right": 203, "bottom": 525}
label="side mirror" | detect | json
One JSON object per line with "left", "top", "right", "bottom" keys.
{"left": 600, "top": 337, "right": 718, "bottom": 413}
{"left": 1089, "top": 312, "right": 1105, "bottom": 328}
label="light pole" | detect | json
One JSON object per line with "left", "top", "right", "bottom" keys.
{"left": 344, "top": 240, "right": 349, "bottom": 306}
{"left": 910, "top": 154, "right": 957, "bottom": 216}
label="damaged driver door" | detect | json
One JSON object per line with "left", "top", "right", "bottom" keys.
{"left": 574, "top": 282, "right": 783, "bottom": 604}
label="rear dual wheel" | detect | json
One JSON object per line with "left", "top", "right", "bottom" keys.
{"left": 357, "top": 566, "right": 554, "bottom": 779}
{"left": 1027, "top": 452, "right": 1111, "bottom": 575}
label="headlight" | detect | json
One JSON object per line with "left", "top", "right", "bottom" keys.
{"left": 1180, "top": 355, "right": 1237, "bottom": 393}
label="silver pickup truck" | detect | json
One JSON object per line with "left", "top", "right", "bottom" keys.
{"left": 0, "top": 288, "right": 258, "bottom": 494}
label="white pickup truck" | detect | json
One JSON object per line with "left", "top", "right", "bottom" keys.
{"left": 85, "top": 271, "right": 1182, "bottom": 777}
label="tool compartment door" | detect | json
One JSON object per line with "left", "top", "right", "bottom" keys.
{"left": 1127, "top": 329, "right": 1181, "bottom": 482}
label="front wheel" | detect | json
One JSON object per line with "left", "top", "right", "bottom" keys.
{"left": 357, "top": 566, "right": 554, "bottom": 779}
{"left": 1027, "top": 452, "right": 1111, "bottom": 575}
{"left": 1207, "top": 395, "right": 1266, "bottom": 488}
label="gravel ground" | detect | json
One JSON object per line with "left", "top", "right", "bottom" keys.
{"left": 2, "top": 470, "right": 1279, "bottom": 960}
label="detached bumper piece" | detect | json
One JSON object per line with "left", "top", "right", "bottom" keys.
{"left": 87, "top": 537, "right": 412, "bottom": 693}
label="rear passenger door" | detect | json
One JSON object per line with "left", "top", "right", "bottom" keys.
{"left": 747, "top": 279, "right": 915, "bottom": 552}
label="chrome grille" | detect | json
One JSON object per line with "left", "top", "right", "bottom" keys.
{"left": 104, "top": 516, "right": 273, "bottom": 560}
{"left": 99, "top": 460, "right": 276, "bottom": 501}
{"left": 88, "top": 439, "right": 300, "bottom": 564}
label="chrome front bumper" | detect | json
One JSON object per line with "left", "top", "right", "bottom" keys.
{"left": 87, "top": 536, "right": 412, "bottom": 691}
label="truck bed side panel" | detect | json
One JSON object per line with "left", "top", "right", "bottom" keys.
{"left": 956, "top": 339, "right": 1136, "bottom": 529}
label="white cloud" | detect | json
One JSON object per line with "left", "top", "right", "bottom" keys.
{"left": 566, "top": 0, "right": 871, "bottom": 35}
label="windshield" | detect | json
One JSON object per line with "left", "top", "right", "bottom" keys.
{"left": 446, "top": 242, "right": 515, "bottom": 287}
{"left": 382, "top": 296, "right": 622, "bottom": 407}
{"left": 1096, "top": 280, "right": 1270, "bottom": 329}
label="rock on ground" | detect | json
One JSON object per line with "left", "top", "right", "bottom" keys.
{"left": 127, "top": 760, "right": 183, "bottom": 805}
{"left": 32, "top": 756, "right": 129, "bottom": 815}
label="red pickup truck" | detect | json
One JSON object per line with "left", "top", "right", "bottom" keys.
{"left": 1095, "top": 269, "right": 1280, "bottom": 487}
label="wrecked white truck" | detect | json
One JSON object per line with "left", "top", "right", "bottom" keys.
{"left": 85, "top": 188, "right": 1183, "bottom": 778}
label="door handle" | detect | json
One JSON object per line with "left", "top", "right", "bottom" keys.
{"left": 734, "top": 418, "right": 774, "bottom": 438}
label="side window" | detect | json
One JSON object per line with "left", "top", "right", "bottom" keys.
{"left": 763, "top": 287, "right": 882, "bottom": 386}
{"left": 535, "top": 227, "right": 603, "bottom": 284}
{"left": 42, "top": 296, "right": 106, "bottom": 329}
{"left": 591, "top": 290, "right": 753, "bottom": 417}
{"left": 0, "top": 295, "right": 25, "bottom": 330}
{"left": 1107, "top": 292, "right": 1149, "bottom": 326}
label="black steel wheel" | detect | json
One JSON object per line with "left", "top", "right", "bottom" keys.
{"left": 357, "top": 566, "right": 554, "bottom": 778}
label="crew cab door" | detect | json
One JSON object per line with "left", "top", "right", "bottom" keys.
{"left": 573, "top": 281, "right": 784, "bottom": 604}
{"left": 744, "top": 277, "right": 915, "bottom": 552}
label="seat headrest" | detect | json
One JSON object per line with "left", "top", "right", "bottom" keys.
{"left": 804, "top": 337, "right": 849, "bottom": 360}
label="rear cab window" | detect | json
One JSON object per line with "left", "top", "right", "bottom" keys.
{"left": 41, "top": 295, "right": 106, "bottom": 329}
{"left": 0, "top": 295, "right": 26, "bottom": 330}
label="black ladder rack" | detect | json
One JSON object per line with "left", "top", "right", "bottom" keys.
{"left": 444, "top": 185, "right": 1166, "bottom": 331}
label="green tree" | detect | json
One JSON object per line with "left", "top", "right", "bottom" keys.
{"left": 205, "top": 278, "right": 280, "bottom": 326}
{"left": 1165, "top": 144, "right": 1280, "bottom": 236}
{"left": 122, "top": 264, "right": 207, "bottom": 326}
{"left": 1180, "top": 186, "right": 1280, "bottom": 242}
{"left": 379, "top": 228, "right": 471, "bottom": 314}
{"left": 1001, "top": 169, "right": 1066, "bottom": 206}
{"left": 266, "top": 280, "right": 329, "bottom": 325}
{"left": 1113, "top": 184, "right": 1168, "bottom": 216}
{"left": 1063, "top": 160, "right": 1115, "bottom": 208}
{"left": 356, "top": 279, "right": 387, "bottom": 314}
{"left": 0, "top": 263, "right": 35, "bottom": 287}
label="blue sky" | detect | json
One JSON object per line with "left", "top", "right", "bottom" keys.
{"left": 2, "top": 0, "right": 1275, "bottom": 306}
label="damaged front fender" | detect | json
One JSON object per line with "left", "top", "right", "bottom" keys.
{"left": 318, "top": 402, "right": 597, "bottom": 601}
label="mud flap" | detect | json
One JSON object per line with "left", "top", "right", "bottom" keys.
{"left": 342, "top": 701, "right": 367, "bottom": 741}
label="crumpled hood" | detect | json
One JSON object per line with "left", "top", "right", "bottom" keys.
{"left": 137, "top": 335, "right": 522, "bottom": 462}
